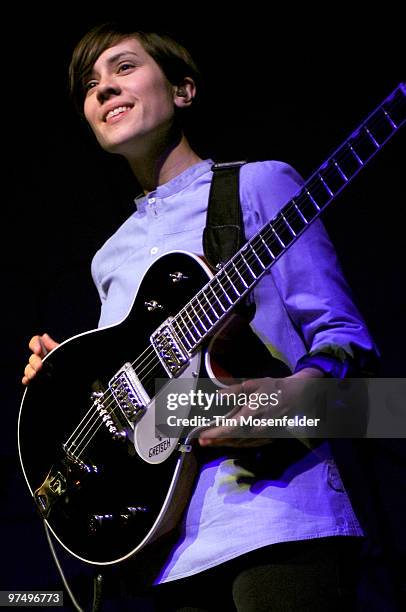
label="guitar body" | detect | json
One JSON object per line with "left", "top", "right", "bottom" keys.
{"left": 18, "top": 251, "right": 288, "bottom": 565}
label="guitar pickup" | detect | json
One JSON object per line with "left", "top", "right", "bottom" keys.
{"left": 150, "top": 318, "right": 189, "bottom": 376}
{"left": 108, "top": 363, "right": 150, "bottom": 425}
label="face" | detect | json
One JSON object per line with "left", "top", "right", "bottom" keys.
{"left": 83, "top": 38, "right": 182, "bottom": 156}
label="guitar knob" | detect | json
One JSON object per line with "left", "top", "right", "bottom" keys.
{"left": 88, "top": 513, "right": 114, "bottom": 534}
{"left": 169, "top": 271, "right": 188, "bottom": 283}
{"left": 144, "top": 300, "right": 163, "bottom": 312}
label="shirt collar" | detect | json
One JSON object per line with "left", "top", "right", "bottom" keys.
{"left": 134, "top": 159, "right": 213, "bottom": 210}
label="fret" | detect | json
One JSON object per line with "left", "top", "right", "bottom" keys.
{"left": 306, "top": 185, "right": 322, "bottom": 209}
{"left": 304, "top": 180, "right": 328, "bottom": 209}
{"left": 271, "top": 212, "right": 297, "bottom": 246}
{"left": 172, "top": 318, "right": 190, "bottom": 350}
{"left": 183, "top": 308, "right": 203, "bottom": 342}
{"left": 319, "top": 161, "right": 348, "bottom": 193}
{"left": 292, "top": 200, "right": 309, "bottom": 227}
{"left": 272, "top": 226, "right": 285, "bottom": 248}
{"left": 383, "top": 88, "right": 406, "bottom": 126}
{"left": 383, "top": 108, "right": 397, "bottom": 129}
{"left": 195, "top": 293, "right": 214, "bottom": 326}
{"left": 210, "top": 277, "right": 232, "bottom": 311}
{"left": 348, "top": 130, "right": 377, "bottom": 163}
{"left": 368, "top": 108, "right": 397, "bottom": 143}
{"left": 231, "top": 261, "right": 249, "bottom": 289}
{"left": 259, "top": 234, "right": 277, "bottom": 260}
{"left": 243, "top": 248, "right": 263, "bottom": 277}
{"left": 266, "top": 226, "right": 284, "bottom": 257}
{"left": 176, "top": 312, "right": 195, "bottom": 349}
{"left": 195, "top": 294, "right": 215, "bottom": 327}
{"left": 280, "top": 212, "right": 297, "bottom": 237}
{"left": 318, "top": 174, "right": 334, "bottom": 197}
{"left": 348, "top": 142, "right": 364, "bottom": 166}
{"left": 223, "top": 267, "right": 242, "bottom": 298}
{"left": 336, "top": 143, "right": 364, "bottom": 177}
{"left": 240, "top": 250, "right": 258, "bottom": 280}
{"left": 296, "top": 194, "right": 320, "bottom": 223}
{"left": 332, "top": 159, "right": 349, "bottom": 182}
{"left": 298, "top": 185, "right": 325, "bottom": 217}
{"left": 215, "top": 272, "right": 235, "bottom": 306}
{"left": 190, "top": 300, "right": 208, "bottom": 334}
{"left": 364, "top": 126, "right": 380, "bottom": 148}
{"left": 248, "top": 243, "right": 266, "bottom": 270}
{"left": 203, "top": 288, "right": 223, "bottom": 319}
{"left": 251, "top": 235, "right": 273, "bottom": 266}
{"left": 233, "top": 252, "right": 257, "bottom": 286}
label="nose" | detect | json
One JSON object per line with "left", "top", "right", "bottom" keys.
{"left": 96, "top": 76, "right": 121, "bottom": 103}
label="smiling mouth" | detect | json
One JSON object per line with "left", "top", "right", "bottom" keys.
{"left": 105, "top": 106, "right": 132, "bottom": 122}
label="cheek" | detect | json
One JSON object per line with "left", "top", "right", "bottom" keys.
{"left": 83, "top": 98, "right": 99, "bottom": 131}
{"left": 83, "top": 107, "right": 93, "bottom": 128}
{"left": 144, "top": 79, "right": 176, "bottom": 119}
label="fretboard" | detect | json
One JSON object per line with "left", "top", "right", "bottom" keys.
{"left": 172, "top": 83, "right": 406, "bottom": 354}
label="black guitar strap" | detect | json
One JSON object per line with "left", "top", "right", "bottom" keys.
{"left": 203, "top": 160, "right": 247, "bottom": 269}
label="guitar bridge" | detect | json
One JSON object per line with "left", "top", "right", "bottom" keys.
{"left": 150, "top": 317, "right": 189, "bottom": 376}
{"left": 109, "top": 362, "right": 150, "bottom": 425}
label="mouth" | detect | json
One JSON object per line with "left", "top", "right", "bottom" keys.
{"left": 104, "top": 105, "right": 132, "bottom": 123}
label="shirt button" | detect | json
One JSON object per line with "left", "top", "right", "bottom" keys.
{"left": 148, "top": 197, "right": 156, "bottom": 204}
{"left": 150, "top": 246, "right": 159, "bottom": 255}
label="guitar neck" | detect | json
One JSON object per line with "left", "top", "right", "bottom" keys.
{"left": 171, "top": 83, "right": 406, "bottom": 353}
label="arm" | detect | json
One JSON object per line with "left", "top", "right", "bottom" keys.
{"left": 198, "top": 161, "right": 378, "bottom": 446}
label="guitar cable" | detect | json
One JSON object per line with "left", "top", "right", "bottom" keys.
{"left": 43, "top": 520, "right": 104, "bottom": 612}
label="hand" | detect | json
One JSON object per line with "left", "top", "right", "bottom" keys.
{"left": 22, "top": 333, "right": 59, "bottom": 385}
{"left": 198, "top": 368, "right": 323, "bottom": 448}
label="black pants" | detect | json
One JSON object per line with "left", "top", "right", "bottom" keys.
{"left": 148, "top": 536, "right": 362, "bottom": 612}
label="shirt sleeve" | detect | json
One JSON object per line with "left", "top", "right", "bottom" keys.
{"left": 240, "top": 160, "right": 379, "bottom": 376}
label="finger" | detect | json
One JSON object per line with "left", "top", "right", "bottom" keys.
{"left": 198, "top": 436, "right": 233, "bottom": 447}
{"left": 199, "top": 423, "right": 236, "bottom": 444}
{"left": 28, "top": 335, "right": 43, "bottom": 355}
{"left": 23, "top": 364, "right": 37, "bottom": 383}
{"left": 198, "top": 436, "right": 270, "bottom": 448}
{"left": 28, "top": 354, "right": 43, "bottom": 372}
{"left": 218, "top": 381, "right": 245, "bottom": 396}
{"left": 41, "top": 333, "right": 59, "bottom": 352}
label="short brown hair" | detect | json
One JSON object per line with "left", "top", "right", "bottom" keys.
{"left": 69, "top": 22, "right": 201, "bottom": 114}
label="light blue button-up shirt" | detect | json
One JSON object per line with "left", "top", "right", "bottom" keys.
{"left": 92, "top": 159, "right": 375, "bottom": 582}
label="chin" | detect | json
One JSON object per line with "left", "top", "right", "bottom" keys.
{"left": 99, "top": 136, "right": 132, "bottom": 156}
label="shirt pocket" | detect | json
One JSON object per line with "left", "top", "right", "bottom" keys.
{"left": 163, "top": 226, "right": 205, "bottom": 255}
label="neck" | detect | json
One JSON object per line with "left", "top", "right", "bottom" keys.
{"left": 126, "top": 132, "right": 203, "bottom": 194}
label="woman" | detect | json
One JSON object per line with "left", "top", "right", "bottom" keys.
{"left": 22, "top": 22, "right": 377, "bottom": 611}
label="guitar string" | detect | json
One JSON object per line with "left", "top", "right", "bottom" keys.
{"left": 69, "top": 122, "right": 395, "bottom": 459}
{"left": 68, "top": 107, "right": 401, "bottom": 458}
{"left": 64, "top": 343, "right": 158, "bottom": 453}
{"left": 172, "top": 99, "right": 405, "bottom": 347}
{"left": 67, "top": 98, "right": 404, "bottom": 457}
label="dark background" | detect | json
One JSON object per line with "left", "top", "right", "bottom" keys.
{"left": 1, "top": 7, "right": 405, "bottom": 611}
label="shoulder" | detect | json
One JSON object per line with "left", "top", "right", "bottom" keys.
{"left": 241, "top": 160, "right": 303, "bottom": 194}
{"left": 239, "top": 160, "right": 304, "bottom": 221}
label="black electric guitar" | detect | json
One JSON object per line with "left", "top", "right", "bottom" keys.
{"left": 18, "top": 84, "right": 405, "bottom": 566}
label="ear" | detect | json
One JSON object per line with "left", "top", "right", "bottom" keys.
{"left": 173, "top": 77, "right": 196, "bottom": 108}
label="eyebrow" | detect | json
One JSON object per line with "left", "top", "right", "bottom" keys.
{"left": 87, "top": 51, "right": 140, "bottom": 81}
{"left": 96, "top": 50, "right": 139, "bottom": 72}
{"left": 104, "top": 51, "right": 140, "bottom": 66}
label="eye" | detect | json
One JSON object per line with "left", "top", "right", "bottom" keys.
{"left": 83, "top": 80, "right": 98, "bottom": 93}
{"left": 117, "top": 62, "right": 135, "bottom": 73}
